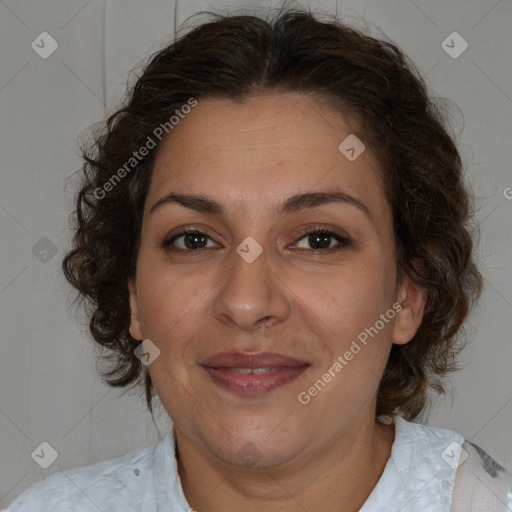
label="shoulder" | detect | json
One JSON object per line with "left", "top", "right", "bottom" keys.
{"left": 396, "top": 418, "right": 512, "bottom": 511}
{"left": 2, "top": 439, "right": 164, "bottom": 512}
{"left": 362, "top": 418, "right": 468, "bottom": 511}
{"left": 450, "top": 440, "right": 512, "bottom": 512}
{"left": 392, "top": 416, "right": 467, "bottom": 468}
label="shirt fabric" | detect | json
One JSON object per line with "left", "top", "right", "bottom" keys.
{"left": 4, "top": 417, "right": 512, "bottom": 511}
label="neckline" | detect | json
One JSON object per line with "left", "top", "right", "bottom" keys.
{"left": 157, "top": 416, "right": 462, "bottom": 511}
{"left": 360, "top": 416, "right": 464, "bottom": 511}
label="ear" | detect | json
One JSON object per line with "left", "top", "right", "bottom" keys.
{"left": 128, "top": 278, "right": 143, "bottom": 341}
{"left": 392, "top": 272, "right": 428, "bottom": 346}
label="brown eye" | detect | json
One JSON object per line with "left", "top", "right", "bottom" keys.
{"left": 162, "top": 230, "right": 217, "bottom": 251}
{"left": 293, "top": 228, "right": 351, "bottom": 251}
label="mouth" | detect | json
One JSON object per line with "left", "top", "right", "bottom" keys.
{"left": 200, "top": 352, "right": 310, "bottom": 395}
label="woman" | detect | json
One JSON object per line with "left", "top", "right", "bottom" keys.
{"left": 5, "top": 8, "right": 511, "bottom": 512}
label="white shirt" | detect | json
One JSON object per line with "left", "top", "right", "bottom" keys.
{"left": 4, "top": 417, "right": 512, "bottom": 511}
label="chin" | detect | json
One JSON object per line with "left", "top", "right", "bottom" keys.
{"left": 214, "top": 438, "right": 301, "bottom": 469}
{"left": 200, "top": 416, "right": 306, "bottom": 469}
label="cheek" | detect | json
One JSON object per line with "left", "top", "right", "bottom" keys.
{"left": 135, "top": 262, "right": 204, "bottom": 348}
{"left": 301, "top": 254, "right": 394, "bottom": 332}
{"left": 136, "top": 267, "right": 204, "bottom": 407}
{"left": 300, "top": 270, "right": 395, "bottom": 414}
{"left": 294, "top": 252, "right": 396, "bottom": 404}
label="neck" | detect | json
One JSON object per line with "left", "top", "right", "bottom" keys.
{"left": 175, "top": 417, "right": 395, "bottom": 512}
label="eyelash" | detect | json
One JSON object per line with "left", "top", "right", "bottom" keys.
{"left": 161, "top": 226, "right": 351, "bottom": 253}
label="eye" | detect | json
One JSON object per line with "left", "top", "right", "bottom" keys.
{"left": 162, "top": 229, "right": 218, "bottom": 250}
{"left": 292, "top": 227, "right": 351, "bottom": 252}
{"left": 161, "top": 226, "right": 351, "bottom": 252}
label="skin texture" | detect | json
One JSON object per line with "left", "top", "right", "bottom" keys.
{"left": 128, "top": 92, "right": 427, "bottom": 512}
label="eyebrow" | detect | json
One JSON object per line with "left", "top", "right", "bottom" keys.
{"left": 149, "top": 189, "right": 373, "bottom": 222}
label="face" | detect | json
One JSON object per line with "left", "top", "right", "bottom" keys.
{"left": 128, "top": 92, "right": 425, "bottom": 468}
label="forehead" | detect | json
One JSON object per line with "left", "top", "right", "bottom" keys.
{"left": 147, "top": 93, "right": 387, "bottom": 220}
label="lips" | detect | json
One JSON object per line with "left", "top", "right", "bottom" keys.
{"left": 200, "top": 352, "right": 310, "bottom": 395}
{"left": 201, "top": 352, "right": 309, "bottom": 369}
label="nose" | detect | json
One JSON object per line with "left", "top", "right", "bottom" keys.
{"left": 212, "top": 243, "right": 291, "bottom": 331}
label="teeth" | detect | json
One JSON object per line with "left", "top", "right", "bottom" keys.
{"left": 229, "top": 367, "right": 278, "bottom": 374}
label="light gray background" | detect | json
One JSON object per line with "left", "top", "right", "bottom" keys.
{"left": 1, "top": 0, "right": 511, "bottom": 507}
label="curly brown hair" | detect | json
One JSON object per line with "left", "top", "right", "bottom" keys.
{"left": 62, "top": 8, "right": 483, "bottom": 422}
